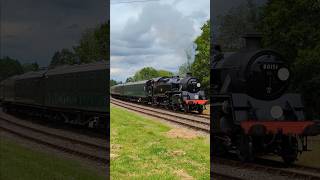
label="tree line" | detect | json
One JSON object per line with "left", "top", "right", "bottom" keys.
{"left": 50, "top": 21, "right": 109, "bottom": 68}
{"left": 110, "top": 67, "right": 174, "bottom": 86}
{"left": 0, "top": 57, "right": 39, "bottom": 82}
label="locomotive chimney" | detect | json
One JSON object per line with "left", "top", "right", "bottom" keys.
{"left": 242, "top": 33, "right": 262, "bottom": 49}
{"left": 186, "top": 72, "right": 192, "bottom": 77}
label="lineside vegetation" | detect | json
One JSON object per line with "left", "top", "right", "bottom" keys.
{"left": 0, "top": 138, "right": 107, "bottom": 180}
{"left": 110, "top": 105, "right": 210, "bottom": 179}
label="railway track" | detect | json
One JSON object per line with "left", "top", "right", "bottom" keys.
{"left": 111, "top": 97, "right": 210, "bottom": 120}
{"left": 213, "top": 157, "right": 320, "bottom": 180}
{"left": 211, "top": 171, "right": 246, "bottom": 180}
{"left": 111, "top": 98, "right": 210, "bottom": 133}
{"left": 0, "top": 116, "right": 109, "bottom": 165}
{"left": 292, "top": 164, "right": 320, "bottom": 177}
{"left": 199, "top": 114, "right": 210, "bottom": 119}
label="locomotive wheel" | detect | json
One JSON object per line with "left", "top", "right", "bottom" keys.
{"left": 183, "top": 104, "right": 190, "bottom": 113}
{"left": 281, "top": 136, "right": 298, "bottom": 165}
{"left": 172, "top": 104, "right": 179, "bottom": 111}
{"left": 197, "top": 106, "right": 203, "bottom": 114}
{"left": 237, "top": 134, "right": 253, "bottom": 162}
{"left": 212, "top": 136, "right": 227, "bottom": 157}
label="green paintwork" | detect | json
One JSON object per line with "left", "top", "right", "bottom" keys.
{"left": 111, "top": 80, "right": 148, "bottom": 98}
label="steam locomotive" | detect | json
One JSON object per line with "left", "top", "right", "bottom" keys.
{"left": 111, "top": 74, "right": 208, "bottom": 113}
{"left": 211, "top": 34, "right": 320, "bottom": 164}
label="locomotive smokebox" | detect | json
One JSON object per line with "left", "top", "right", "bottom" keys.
{"left": 243, "top": 33, "right": 262, "bottom": 49}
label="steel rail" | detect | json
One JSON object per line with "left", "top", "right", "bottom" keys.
{"left": 111, "top": 99, "right": 210, "bottom": 133}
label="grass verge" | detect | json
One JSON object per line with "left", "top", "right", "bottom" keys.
{"left": 296, "top": 136, "right": 320, "bottom": 168}
{"left": 110, "top": 105, "right": 210, "bottom": 179}
{"left": 0, "top": 137, "right": 107, "bottom": 180}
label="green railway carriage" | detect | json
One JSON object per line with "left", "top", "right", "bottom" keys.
{"left": 110, "top": 84, "right": 124, "bottom": 96}
{"left": 0, "top": 80, "right": 3, "bottom": 101}
{"left": 15, "top": 70, "right": 47, "bottom": 106}
{"left": 2, "top": 76, "right": 18, "bottom": 103}
{"left": 111, "top": 80, "right": 152, "bottom": 102}
{"left": 45, "top": 62, "right": 108, "bottom": 113}
{"left": 1, "top": 61, "right": 109, "bottom": 129}
{"left": 122, "top": 80, "right": 149, "bottom": 98}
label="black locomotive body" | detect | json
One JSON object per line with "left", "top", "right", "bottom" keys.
{"left": 211, "top": 34, "right": 320, "bottom": 164}
{"left": 111, "top": 74, "right": 208, "bottom": 113}
{"left": 0, "top": 61, "right": 109, "bottom": 129}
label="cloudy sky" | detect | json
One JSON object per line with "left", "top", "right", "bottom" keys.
{"left": 110, "top": 0, "right": 209, "bottom": 82}
{"left": 1, "top": 0, "right": 109, "bottom": 66}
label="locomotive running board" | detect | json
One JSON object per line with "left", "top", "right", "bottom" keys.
{"left": 240, "top": 121, "right": 318, "bottom": 136}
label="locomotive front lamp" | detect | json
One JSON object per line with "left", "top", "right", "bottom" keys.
{"left": 270, "top": 105, "right": 283, "bottom": 119}
{"left": 197, "top": 83, "right": 201, "bottom": 88}
{"left": 277, "top": 67, "right": 290, "bottom": 81}
{"left": 194, "top": 94, "right": 199, "bottom": 99}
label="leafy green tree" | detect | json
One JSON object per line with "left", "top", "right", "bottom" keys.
{"left": 126, "top": 77, "right": 135, "bottom": 83}
{"left": 0, "top": 57, "right": 24, "bottom": 81}
{"left": 110, "top": 79, "right": 118, "bottom": 87}
{"left": 216, "top": 0, "right": 261, "bottom": 50}
{"left": 260, "top": 0, "right": 320, "bottom": 65}
{"left": 22, "top": 62, "right": 39, "bottom": 72}
{"left": 74, "top": 22, "right": 109, "bottom": 63}
{"left": 133, "top": 67, "right": 159, "bottom": 81}
{"left": 191, "top": 20, "right": 210, "bottom": 96}
{"left": 49, "top": 48, "right": 77, "bottom": 68}
{"left": 292, "top": 45, "right": 320, "bottom": 119}
{"left": 95, "top": 22, "right": 109, "bottom": 61}
{"left": 127, "top": 67, "right": 174, "bottom": 82}
{"left": 73, "top": 30, "right": 98, "bottom": 63}
{"left": 260, "top": 0, "right": 320, "bottom": 118}
{"left": 299, "top": 75, "right": 320, "bottom": 119}
{"left": 157, "top": 70, "right": 174, "bottom": 77}
{"left": 49, "top": 21, "right": 109, "bottom": 68}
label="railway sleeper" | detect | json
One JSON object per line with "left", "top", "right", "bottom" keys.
{"left": 2, "top": 103, "right": 107, "bottom": 130}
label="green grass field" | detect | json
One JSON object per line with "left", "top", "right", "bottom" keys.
{"left": 110, "top": 105, "right": 210, "bottom": 179}
{"left": 0, "top": 138, "right": 107, "bottom": 180}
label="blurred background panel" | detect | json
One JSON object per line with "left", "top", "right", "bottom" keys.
{"left": 0, "top": 0, "right": 110, "bottom": 179}
{"left": 0, "top": 0, "right": 109, "bottom": 69}
{"left": 211, "top": 0, "right": 320, "bottom": 179}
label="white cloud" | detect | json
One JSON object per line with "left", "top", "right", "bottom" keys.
{"left": 110, "top": 67, "right": 123, "bottom": 76}
{"left": 111, "top": 0, "right": 209, "bottom": 82}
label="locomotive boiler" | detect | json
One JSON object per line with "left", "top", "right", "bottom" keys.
{"left": 211, "top": 34, "right": 320, "bottom": 164}
{"left": 111, "top": 74, "right": 207, "bottom": 113}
